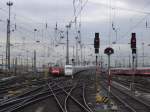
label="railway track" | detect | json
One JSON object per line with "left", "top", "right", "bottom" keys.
{"left": 0, "top": 77, "right": 50, "bottom": 102}
{"left": 47, "top": 79, "right": 93, "bottom": 112}
{"left": 113, "top": 78, "right": 150, "bottom": 93}
{"left": 101, "top": 80, "right": 150, "bottom": 112}
{"left": 0, "top": 70, "right": 94, "bottom": 112}
{"left": 0, "top": 82, "right": 73, "bottom": 112}
{"left": 111, "top": 85, "right": 150, "bottom": 112}
{"left": 0, "top": 75, "right": 65, "bottom": 99}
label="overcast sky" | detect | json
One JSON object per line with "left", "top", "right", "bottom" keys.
{"left": 0, "top": 0, "right": 150, "bottom": 66}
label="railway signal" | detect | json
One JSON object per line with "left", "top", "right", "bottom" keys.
{"left": 94, "top": 33, "right": 100, "bottom": 54}
{"left": 94, "top": 32, "right": 101, "bottom": 102}
{"left": 104, "top": 47, "right": 114, "bottom": 100}
{"left": 130, "top": 33, "right": 137, "bottom": 92}
{"left": 94, "top": 33, "right": 100, "bottom": 48}
{"left": 104, "top": 47, "right": 114, "bottom": 55}
{"left": 131, "top": 33, "right": 136, "bottom": 54}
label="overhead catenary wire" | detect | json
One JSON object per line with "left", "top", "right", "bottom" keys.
{"left": 0, "top": 19, "right": 54, "bottom": 59}
{"left": 110, "top": 0, "right": 150, "bottom": 44}
{"left": 0, "top": 0, "right": 87, "bottom": 48}
{"left": 108, "top": 0, "right": 112, "bottom": 46}
{"left": 0, "top": 17, "right": 53, "bottom": 44}
{"left": 0, "top": 1, "right": 80, "bottom": 66}
{"left": 72, "top": 0, "right": 88, "bottom": 65}
{"left": 0, "top": 2, "right": 55, "bottom": 39}
{"left": 117, "top": 15, "right": 149, "bottom": 43}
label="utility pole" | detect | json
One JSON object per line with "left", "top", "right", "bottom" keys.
{"left": 32, "top": 57, "right": 34, "bottom": 71}
{"left": 80, "top": 44, "right": 83, "bottom": 65}
{"left": 34, "top": 50, "right": 36, "bottom": 73}
{"left": 83, "top": 46, "right": 86, "bottom": 65}
{"left": 129, "top": 55, "right": 131, "bottom": 67}
{"left": 75, "top": 36, "right": 78, "bottom": 65}
{"left": 66, "top": 27, "right": 69, "bottom": 64}
{"left": 80, "top": 43, "right": 82, "bottom": 63}
{"left": 123, "top": 58, "right": 125, "bottom": 67}
{"left": 26, "top": 50, "right": 29, "bottom": 72}
{"left": 17, "top": 55, "right": 21, "bottom": 73}
{"left": 78, "top": 30, "right": 83, "bottom": 65}
{"left": 136, "top": 50, "right": 138, "bottom": 68}
{"left": 66, "top": 24, "right": 71, "bottom": 65}
{"left": 72, "top": 46, "right": 75, "bottom": 65}
{"left": 115, "top": 60, "right": 117, "bottom": 67}
{"left": 6, "top": 1, "right": 13, "bottom": 71}
{"left": 12, "top": 58, "right": 15, "bottom": 73}
{"left": 2, "top": 55, "right": 3, "bottom": 70}
{"left": 100, "top": 55, "right": 103, "bottom": 69}
{"left": 142, "top": 42, "right": 144, "bottom": 67}
{"left": 20, "top": 56, "right": 23, "bottom": 71}
{"left": 73, "top": 46, "right": 75, "bottom": 58}
{"left": 15, "top": 57, "right": 17, "bottom": 75}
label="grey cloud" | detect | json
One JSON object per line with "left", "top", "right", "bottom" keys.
{"left": 0, "top": 0, "right": 150, "bottom": 65}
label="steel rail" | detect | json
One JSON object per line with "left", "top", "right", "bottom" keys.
{"left": 82, "top": 83, "right": 94, "bottom": 112}
{"left": 4, "top": 89, "right": 71, "bottom": 112}
{"left": 55, "top": 82, "right": 91, "bottom": 112}
{"left": 64, "top": 83, "right": 77, "bottom": 112}
{"left": 47, "top": 83, "right": 65, "bottom": 112}
{"left": 0, "top": 86, "right": 72, "bottom": 112}
{"left": 101, "top": 81, "right": 150, "bottom": 112}
{"left": 0, "top": 82, "right": 72, "bottom": 112}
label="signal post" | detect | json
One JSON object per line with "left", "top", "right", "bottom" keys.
{"left": 94, "top": 33, "right": 100, "bottom": 93}
{"left": 104, "top": 47, "right": 114, "bottom": 100}
{"left": 130, "top": 33, "right": 137, "bottom": 92}
{"left": 94, "top": 33, "right": 102, "bottom": 104}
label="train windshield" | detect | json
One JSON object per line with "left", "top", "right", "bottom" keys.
{"left": 65, "top": 65, "right": 73, "bottom": 69}
{"left": 66, "top": 67, "right": 72, "bottom": 69}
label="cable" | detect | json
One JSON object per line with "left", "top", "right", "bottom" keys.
{"left": 75, "top": 0, "right": 88, "bottom": 21}
{"left": 0, "top": 1, "right": 54, "bottom": 34}
{"left": 108, "top": 0, "right": 112, "bottom": 46}
{"left": 115, "top": 0, "right": 150, "bottom": 42}
{"left": 118, "top": 15, "right": 149, "bottom": 42}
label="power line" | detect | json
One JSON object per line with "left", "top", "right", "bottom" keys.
{"left": 110, "top": 0, "right": 150, "bottom": 44}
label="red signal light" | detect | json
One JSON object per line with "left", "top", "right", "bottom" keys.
{"left": 104, "top": 47, "right": 114, "bottom": 55}
{"left": 94, "top": 33, "right": 100, "bottom": 49}
{"left": 131, "top": 33, "right": 136, "bottom": 49}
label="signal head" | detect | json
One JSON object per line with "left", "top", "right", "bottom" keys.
{"left": 131, "top": 33, "right": 136, "bottom": 49}
{"left": 94, "top": 32, "right": 100, "bottom": 49}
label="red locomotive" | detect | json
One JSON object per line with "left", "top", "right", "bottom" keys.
{"left": 49, "top": 66, "right": 64, "bottom": 76}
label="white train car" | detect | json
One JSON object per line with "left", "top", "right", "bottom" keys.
{"left": 65, "top": 65, "right": 93, "bottom": 77}
{"left": 64, "top": 65, "right": 73, "bottom": 76}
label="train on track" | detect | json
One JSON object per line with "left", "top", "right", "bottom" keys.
{"left": 64, "top": 65, "right": 88, "bottom": 76}
{"left": 49, "top": 65, "right": 91, "bottom": 77}
{"left": 49, "top": 66, "right": 64, "bottom": 76}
